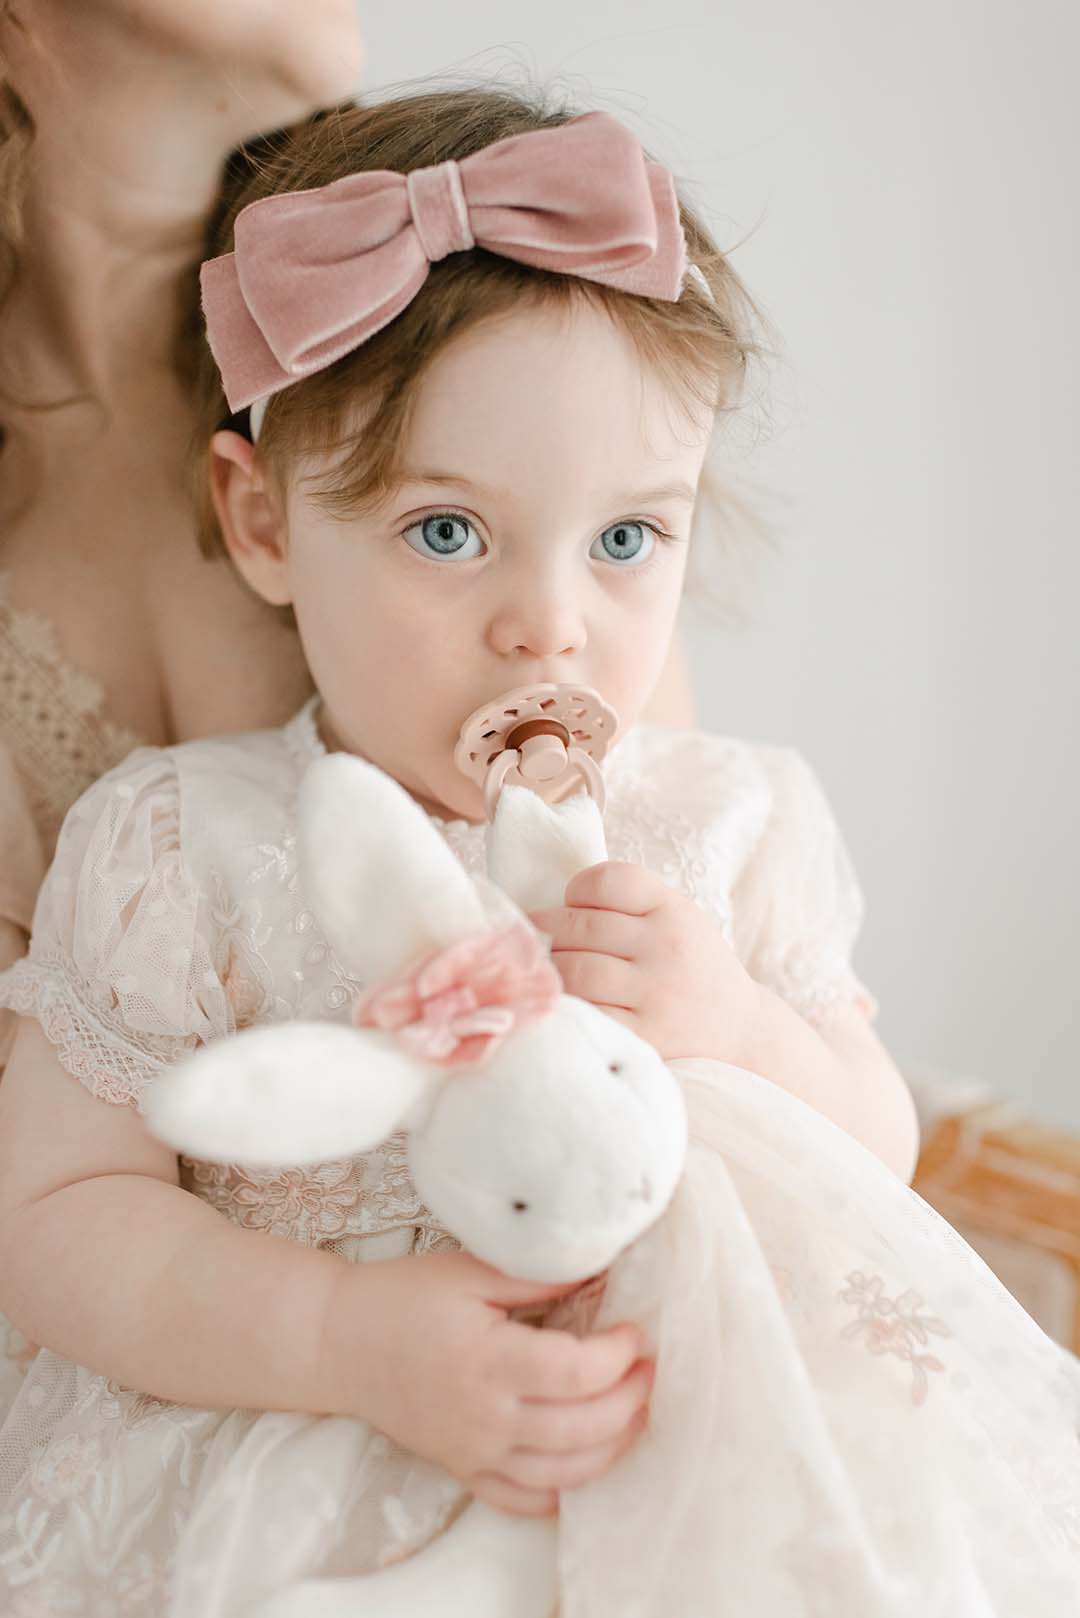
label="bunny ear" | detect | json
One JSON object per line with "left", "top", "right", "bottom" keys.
{"left": 487, "top": 784, "right": 608, "bottom": 913}
{"left": 142, "top": 1022, "right": 438, "bottom": 1166}
{"left": 298, "top": 753, "right": 488, "bottom": 982}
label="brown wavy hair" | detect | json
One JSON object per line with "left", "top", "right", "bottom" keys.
{"left": 189, "top": 82, "right": 771, "bottom": 574}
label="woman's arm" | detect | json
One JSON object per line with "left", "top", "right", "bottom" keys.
{"left": 0, "top": 919, "right": 26, "bottom": 966}
{"left": 0, "top": 1017, "right": 353, "bottom": 1413}
{"left": 0, "top": 918, "right": 29, "bottom": 1067}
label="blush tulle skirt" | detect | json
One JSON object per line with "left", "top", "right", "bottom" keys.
{"left": 2, "top": 1059, "right": 1079, "bottom": 1617}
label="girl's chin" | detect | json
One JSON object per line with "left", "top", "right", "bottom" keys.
{"left": 410, "top": 780, "right": 487, "bottom": 827}
{"left": 389, "top": 761, "right": 486, "bottom": 827}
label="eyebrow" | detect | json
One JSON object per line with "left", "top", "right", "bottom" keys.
{"left": 392, "top": 470, "right": 698, "bottom": 507}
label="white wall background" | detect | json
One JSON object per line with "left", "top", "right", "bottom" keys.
{"left": 356, "top": 2, "right": 1080, "bottom": 1127}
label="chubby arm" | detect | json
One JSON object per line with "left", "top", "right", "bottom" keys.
{"left": 0, "top": 1017, "right": 351, "bottom": 1412}
{"left": 730, "top": 987, "right": 920, "bottom": 1182}
{"left": 0, "top": 1017, "right": 657, "bottom": 1516}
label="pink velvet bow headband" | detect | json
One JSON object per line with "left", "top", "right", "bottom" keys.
{"left": 201, "top": 109, "right": 692, "bottom": 417}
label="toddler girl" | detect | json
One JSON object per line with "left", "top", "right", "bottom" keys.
{"left": 0, "top": 85, "right": 1078, "bottom": 1617}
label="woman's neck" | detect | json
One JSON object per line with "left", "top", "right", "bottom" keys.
{"left": 4, "top": 6, "right": 282, "bottom": 399}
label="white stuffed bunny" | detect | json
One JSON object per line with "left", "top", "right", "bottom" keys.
{"left": 145, "top": 752, "right": 688, "bottom": 1618}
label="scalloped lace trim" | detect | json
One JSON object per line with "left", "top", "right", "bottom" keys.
{"left": 0, "top": 951, "right": 192, "bottom": 1108}
{"left": 0, "top": 569, "right": 143, "bottom": 848}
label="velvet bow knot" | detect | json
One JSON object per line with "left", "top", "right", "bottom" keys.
{"left": 201, "top": 110, "right": 688, "bottom": 412}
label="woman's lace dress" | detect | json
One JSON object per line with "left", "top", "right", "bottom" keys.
{"left": 0, "top": 571, "right": 143, "bottom": 941}
{"left": 0, "top": 698, "right": 1078, "bottom": 1617}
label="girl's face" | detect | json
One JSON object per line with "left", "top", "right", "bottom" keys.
{"left": 244, "top": 300, "right": 711, "bottom": 822}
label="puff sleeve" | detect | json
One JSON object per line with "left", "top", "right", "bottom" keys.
{"left": 730, "top": 747, "right": 878, "bottom": 1027}
{"left": 0, "top": 748, "right": 234, "bottom": 1109}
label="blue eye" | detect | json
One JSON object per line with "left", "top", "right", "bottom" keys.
{"left": 590, "top": 521, "right": 654, "bottom": 566}
{"left": 403, "top": 512, "right": 484, "bottom": 561}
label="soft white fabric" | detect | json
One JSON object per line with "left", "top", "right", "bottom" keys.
{"left": 486, "top": 783, "right": 609, "bottom": 913}
{"left": 1, "top": 698, "right": 1077, "bottom": 1615}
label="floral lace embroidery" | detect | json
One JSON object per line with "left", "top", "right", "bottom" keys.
{"left": 838, "top": 1271, "right": 950, "bottom": 1406}
{"left": 0, "top": 949, "right": 191, "bottom": 1108}
{"left": 180, "top": 1131, "right": 455, "bottom": 1252}
{"left": 0, "top": 570, "right": 142, "bottom": 851}
{"left": 4, "top": 1366, "right": 220, "bottom": 1614}
{"left": 29, "top": 1433, "right": 104, "bottom": 1506}
{"left": 603, "top": 762, "right": 733, "bottom": 931}
{"left": 207, "top": 871, "right": 275, "bottom": 1025}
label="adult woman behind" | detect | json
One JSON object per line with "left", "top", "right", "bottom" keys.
{"left": 0, "top": 0, "right": 365, "bottom": 1037}
{"left": 0, "top": 2, "right": 696, "bottom": 1061}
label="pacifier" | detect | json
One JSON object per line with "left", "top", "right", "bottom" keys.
{"left": 454, "top": 684, "right": 619, "bottom": 820}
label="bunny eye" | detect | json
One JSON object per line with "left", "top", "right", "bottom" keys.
{"left": 511, "top": 1199, "right": 530, "bottom": 1213}
{"left": 608, "top": 1061, "right": 624, "bottom": 1075}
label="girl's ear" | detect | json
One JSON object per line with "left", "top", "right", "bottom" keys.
{"left": 209, "top": 429, "right": 292, "bottom": 606}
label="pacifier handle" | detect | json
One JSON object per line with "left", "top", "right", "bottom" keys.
{"left": 482, "top": 736, "right": 607, "bottom": 820}
{"left": 506, "top": 719, "right": 573, "bottom": 782}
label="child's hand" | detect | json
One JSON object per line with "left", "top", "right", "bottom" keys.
{"left": 329, "top": 1250, "right": 654, "bottom": 1518}
{"left": 530, "top": 861, "right": 757, "bottom": 1064}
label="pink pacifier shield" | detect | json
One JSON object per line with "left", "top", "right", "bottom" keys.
{"left": 454, "top": 684, "right": 618, "bottom": 818}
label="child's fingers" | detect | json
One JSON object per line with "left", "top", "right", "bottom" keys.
{"left": 563, "top": 861, "right": 668, "bottom": 915}
{"left": 509, "top": 1320, "right": 644, "bottom": 1401}
{"left": 474, "top": 1264, "right": 599, "bottom": 1311}
{"left": 547, "top": 949, "right": 639, "bottom": 1010}
{"left": 528, "top": 904, "right": 643, "bottom": 960}
{"left": 512, "top": 1357, "right": 655, "bottom": 1453}
{"left": 502, "top": 1410, "right": 648, "bottom": 1492}
{"left": 468, "top": 1472, "right": 559, "bottom": 1519}
{"left": 586, "top": 1003, "right": 637, "bottom": 1032}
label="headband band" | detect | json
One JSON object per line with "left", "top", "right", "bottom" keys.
{"left": 203, "top": 110, "right": 696, "bottom": 422}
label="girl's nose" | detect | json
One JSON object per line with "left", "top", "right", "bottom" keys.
{"left": 487, "top": 588, "right": 587, "bottom": 660}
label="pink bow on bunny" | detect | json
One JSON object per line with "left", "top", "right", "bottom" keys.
{"left": 201, "top": 110, "right": 688, "bottom": 411}
{"left": 353, "top": 919, "right": 561, "bottom": 1067}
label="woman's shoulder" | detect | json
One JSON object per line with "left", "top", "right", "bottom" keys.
{"left": 75, "top": 703, "right": 313, "bottom": 807}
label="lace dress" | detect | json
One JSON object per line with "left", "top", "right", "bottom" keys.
{"left": 0, "top": 699, "right": 1078, "bottom": 1617}
{"left": 0, "top": 571, "right": 143, "bottom": 931}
